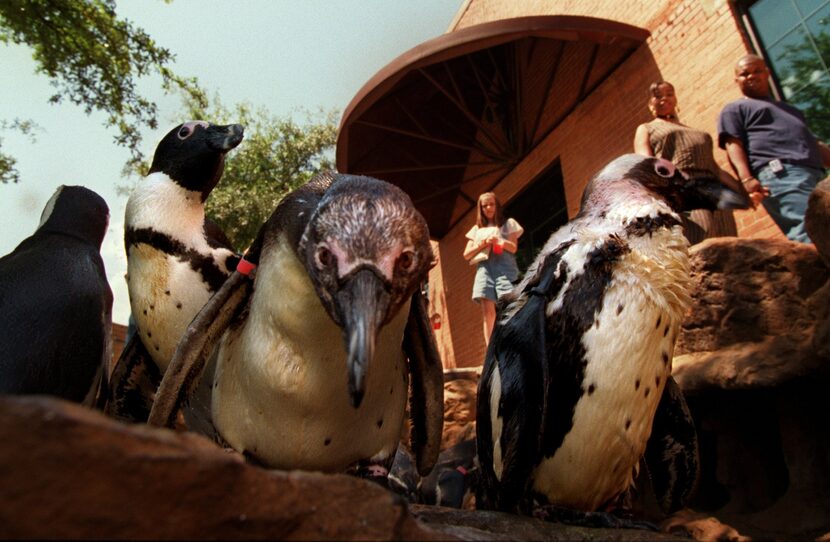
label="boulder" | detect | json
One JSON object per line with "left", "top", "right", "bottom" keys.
{"left": 442, "top": 368, "right": 480, "bottom": 449}
{"left": 669, "top": 237, "right": 830, "bottom": 540}
{"left": 674, "top": 237, "right": 830, "bottom": 391}
{"left": 0, "top": 395, "right": 687, "bottom": 540}
{"left": 0, "top": 395, "right": 442, "bottom": 540}
{"left": 806, "top": 176, "right": 830, "bottom": 267}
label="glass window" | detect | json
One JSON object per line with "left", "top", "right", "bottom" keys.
{"left": 751, "top": 0, "right": 801, "bottom": 46}
{"left": 503, "top": 161, "right": 568, "bottom": 273}
{"left": 747, "top": 0, "right": 830, "bottom": 139}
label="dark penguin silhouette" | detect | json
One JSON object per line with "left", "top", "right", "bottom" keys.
{"left": 389, "top": 439, "right": 479, "bottom": 509}
{"left": 0, "top": 185, "right": 112, "bottom": 406}
{"left": 106, "top": 121, "right": 243, "bottom": 422}
{"left": 476, "top": 154, "right": 750, "bottom": 526}
{"left": 147, "top": 172, "right": 444, "bottom": 481}
{"left": 418, "top": 438, "right": 478, "bottom": 508}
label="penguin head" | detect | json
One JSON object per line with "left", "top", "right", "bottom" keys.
{"left": 37, "top": 185, "right": 110, "bottom": 249}
{"left": 299, "top": 175, "right": 433, "bottom": 407}
{"left": 580, "top": 154, "right": 749, "bottom": 215}
{"left": 148, "top": 121, "right": 244, "bottom": 202}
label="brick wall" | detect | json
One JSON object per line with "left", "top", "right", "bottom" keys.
{"left": 430, "top": 0, "right": 786, "bottom": 368}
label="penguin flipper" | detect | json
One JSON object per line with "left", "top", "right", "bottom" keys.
{"left": 104, "top": 335, "right": 162, "bottom": 423}
{"left": 403, "top": 289, "right": 444, "bottom": 477}
{"left": 477, "top": 244, "right": 574, "bottom": 512}
{"left": 478, "top": 293, "right": 549, "bottom": 512}
{"left": 643, "top": 375, "right": 700, "bottom": 514}
{"left": 148, "top": 270, "right": 253, "bottom": 428}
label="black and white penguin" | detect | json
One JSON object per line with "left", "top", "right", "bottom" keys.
{"left": 106, "top": 121, "right": 243, "bottom": 422}
{"left": 418, "top": 438, "right": 478, "bottom": 508}
{"left": 147, "top": 172, "right": 444, "bottom": 480}
{"left": 476, "top": 154, "right": 749, "bottom": 524}
{"left": 0, "top": 185, "right": 112, "bottom": 406}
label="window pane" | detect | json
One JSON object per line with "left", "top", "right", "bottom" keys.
{"left": 805, "top": 3, "right": 830, "bottom": 50}
{"left": 795, "top": 0, "right": 827, "bottom": 18}
{"left": 789, "top": 74, "right": 830, "bottom": 139}
{"left": 768, "top": 26, "right": 818, "bottom": 97}
{"left": 751, "top": 0, "right": 802, "bottom": 47}
{"left": 503, "top": 162, "right": 568, "bottom": 273}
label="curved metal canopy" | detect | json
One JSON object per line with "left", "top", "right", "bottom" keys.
{"left": 337, "top": 16, "right": 650, "bottom": 238}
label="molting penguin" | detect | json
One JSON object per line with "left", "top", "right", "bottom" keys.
{"left": 476, "top": 154, "right": 749, "bottom": 525}
{"left": 106, "top": 121, "right": 244, "bottom": 422}
{"left": 147, "top": 172, "right": 444, "bottom": 480}
{"left": 0, "top": 185, "right": 112, "bottom": 406}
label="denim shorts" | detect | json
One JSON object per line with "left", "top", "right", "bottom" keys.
{"left": 757, "top": 163, "right": 825, "bottom": 243}
{"left": 472, "top": 253, "right": 519, "bottom": 302}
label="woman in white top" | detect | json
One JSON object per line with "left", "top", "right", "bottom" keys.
{"left": 463, "top": 192, "right": 523, "bottom": 346}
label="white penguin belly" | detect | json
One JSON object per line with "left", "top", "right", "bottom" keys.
{"left": 127, "top": 244, "right": 214, "bottom": 373}
{"left": 532, "top": 280, "right": 679, "bottom": 511}
{"left": 211, "top": 239, "right": 410, "bottom": 472}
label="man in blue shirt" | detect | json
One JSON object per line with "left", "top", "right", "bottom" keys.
{"left": 718, "top": 54, "right": 830, "bottom": 243}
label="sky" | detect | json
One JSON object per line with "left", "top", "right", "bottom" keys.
{"left": 0, "top": 0, "right": 461, "bottom": 325}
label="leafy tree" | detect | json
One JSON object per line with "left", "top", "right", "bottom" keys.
{"left": 778, "top": 24, "right": 830, "bottom": 140}
{"left": 178, "top": 94, "right": 338, "bottom": 251}
{"left": 0, "top": 0, "right": 205, "bottom": 183}
{"left": 0, "top": 119, "right": 39, "bottom": 184}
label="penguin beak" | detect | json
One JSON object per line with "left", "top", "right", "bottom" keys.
{"left": 681, "top": 176, "right": 751, "bottom": 211}
{"left": 334, "top": 267, "right": 391, "bottom": 408}
{"left": 207, "top": 124, "right": 244, "bottom": 152}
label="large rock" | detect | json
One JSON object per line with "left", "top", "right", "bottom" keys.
{"left": 410, "top": 506, "right": 678, "bottom": 541}
{"left": 0, "top": 396, "right": 442, "bottom": 540}
{"left": 670, "top": 238, "right": 830, "bottom": 540}
{"left": 806, "top": 176, "right": 830, "bottom": 267}
{"left": 442, "top": 368, "right": 480, "bottom": 449}
{"left": 674, "top": 237, "right": 830, "bottom": 391}
{"left": 0, "top": 395, "right": 686, "bottom": 540}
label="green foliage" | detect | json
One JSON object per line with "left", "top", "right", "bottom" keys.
{"left": 181, "top": 94, "right": 338, "bottom": 251}
{"left": 0, "top": 119, "right": 40, "bottom": 183}
{"left": 778, "top": 24, "right": 830, "bottom": 140}
{"left": 0, "top": 0, "right": 205, "bottom": 182}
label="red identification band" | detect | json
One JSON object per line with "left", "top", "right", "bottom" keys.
{"left": 237, "top": 258, "right": 256, "bottom": 276}
{"left": 456, "top": 466, "right": 467, "bottom": 476}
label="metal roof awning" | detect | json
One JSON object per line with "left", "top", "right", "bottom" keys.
{"left": 337, "top": 15, "right": 650, "bottom": 239}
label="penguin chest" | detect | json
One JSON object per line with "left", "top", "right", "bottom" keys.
{"left": 210, "top": 243, "right": 410, "bottom": 472}
{"left": 127, "top": 244, "right": 215, "bottom": 373}
{"left": 532, "top": 271, "right": 682, "bottom": 511}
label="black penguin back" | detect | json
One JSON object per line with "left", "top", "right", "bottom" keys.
{"left": 0, "top": 185, "right": 112, "bottom": 403}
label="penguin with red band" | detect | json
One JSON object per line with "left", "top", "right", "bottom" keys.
{"left": 148, "top": 172, "right": 444, "bottom": 483}
{"left": 0, "top": 185, "right": 112, "bottom": 407}
{"left": 476, "top": 154, "right": 750, "bottom": 527}
{"left": 105, "top": 121, "right": 243, "bottom": 423}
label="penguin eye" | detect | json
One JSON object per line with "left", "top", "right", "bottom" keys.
{"left": 178, "top": 126, "right": 192, "bottom": 139}
{"left": 654, "top": 161, "right": 675, "bottom": 178}
{"left": 396, "top": 251, "right": 416, "bottom": 273}
{"left": 315, "top": 246, "right": 334, "bottom": 269}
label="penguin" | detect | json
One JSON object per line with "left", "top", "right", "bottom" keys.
{"left": 105, "top": 121, "right": 244, "bottom": 422}
{"left": 388, "top": 439, "right": 479, "bottom": 508}
{"left": 417, "top": 438, "right": 479, "bottom": 508}
{"left": 476, "top": 154, "right": 750, "bottom": 525}
{"left": 147, "top": 172, "right": 444, "bottom": 481}
{"left": 388, "top": 447, "right": 420, "bottom": 503}
{"left": 0, "top": 185, "right": 112, "bottom": 406}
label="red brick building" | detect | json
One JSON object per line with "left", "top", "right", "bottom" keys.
{"left": 338, "top": 0, "right": 828, "bottom": 368}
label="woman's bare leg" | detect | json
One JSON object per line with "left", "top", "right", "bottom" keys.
{"left": 481, "top": 299, "right": 496, "bottom": 345}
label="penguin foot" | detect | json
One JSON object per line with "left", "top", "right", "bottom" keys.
{"left": 531, "top": 505, "right": 658, "bottom": 531}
